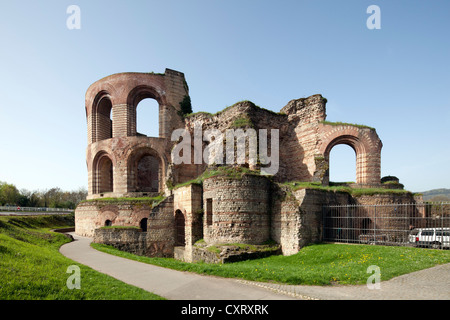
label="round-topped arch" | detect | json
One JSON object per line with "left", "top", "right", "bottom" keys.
{"left": 85, "top": 70, "right": 188, "bottom": 142}
{"left": 318, "top": 124, "right": 382, "bottom": 186}
{"left": 91, "top": 150, "right": 116, "bottom": 195}
{"left": 126, "top": 145, "right": 169, "bottom": 195}
{"left": 127, "top": 84, "right": 167, "bottom": 138}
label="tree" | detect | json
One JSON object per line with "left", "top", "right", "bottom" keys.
{"left": 179, "top": 95, "right": 193, "bottom": 116}
{"left": 0, "top": 181, "right": 87, "bottom": 208}
{"left": 0, "top": 182, "right": 20, "bottom": 206}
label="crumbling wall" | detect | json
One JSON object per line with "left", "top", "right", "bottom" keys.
{"left": 94, "top": 228, "right": 147, "bottom": 256}
{"left": 146, "top": 195, "right": 175, "bottom": 257}
{"left": 270, "top": 184, "right": 302, "bottom": 255}
{"left": 78, "top": 69, "right": 393, "bottom": 260}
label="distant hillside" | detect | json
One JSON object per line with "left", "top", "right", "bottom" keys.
{"left": 420, "top": 188, "right": 450, "bottom": 201}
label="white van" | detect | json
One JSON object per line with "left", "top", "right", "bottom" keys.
{"left": 409, "top": 228, "right": 450, "bottom": 249}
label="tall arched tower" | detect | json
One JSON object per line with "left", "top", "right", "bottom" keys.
{"left": 84, "top": 69, "right": 188, "bottom": 199}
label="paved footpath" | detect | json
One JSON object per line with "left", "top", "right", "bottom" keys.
{"left": 59, "top": 233, "right": 297, "bottom": 300}
{"left": 60, "top": 233, "right": 450, "bottom": 300}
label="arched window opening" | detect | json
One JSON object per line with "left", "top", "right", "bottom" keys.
{"left": 96, "top": 97, "right": 113, "bottom": 141}
{"left": 140, "top": 218, "right": 148, "bottom": 232}
{"left": 136, "top": 98, "right": 159, "bottom": 138}
{"left": 97, "top": 156, "right": 113, "bottom": 194}
{"left": 137, "top": 154, "right": 160, "bottom": 192}
{"left": 128, "top": 148, "right": 163, "bottom": 194}
{"left": 105, "top": 220, "right": 112, "bottom": 227}
{"left": 175, "top": 210, "right": 185, "bottom": 246}
{"left": 329, "top": 144, "right": 356, "bottom": 184}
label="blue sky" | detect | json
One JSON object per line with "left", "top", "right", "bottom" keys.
{"left": 0, "top": 0, "right": 449, "bottom": 193}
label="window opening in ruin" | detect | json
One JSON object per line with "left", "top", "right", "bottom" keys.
{"left": 206, "top": 198, "right": 213, "bottom": 226}
{"left": 105, "top": 220, "right": 112, "bottom": 227}
{"left": 137, "top": 154, "right": 160, "bottom": 192}
{"left": 329, "top": 144, "right": 356, "bottom": 184}
{"left": 175, "top": 210, "right": 185, "bottom": 246}
{"left": 140, "top": 218, "right": 148, "bottom": 232}
{"left": 98, "top": 156, "right": 113, "bottom": 193}
{"left": 136, "top": 98, "right": 159, "bottom": 138}
{"left": 96, "top": 96, "right": 113, "bottom": 141}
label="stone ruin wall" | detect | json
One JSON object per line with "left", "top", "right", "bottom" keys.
{"left": 178, "top": 95, "right": 329, "bottom": 185}
{"left": 83, "top": 67, "right": 385, "bottom": 202}
{"left": 83, "top": 196, "right": 175, "bottom": 257}
{"left": 202, "top": 175, "right": 270, "bottom": 245}
{"left": 77, "top": 68, "right": 419, "bottom": 262}
{"left": 176, "top": 94, "right": 383, "bottom": 188}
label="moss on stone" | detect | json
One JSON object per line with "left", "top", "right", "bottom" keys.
{"left": 320, "top": 120, "right": 375, "bottom": 130}
{"left": 81, "top": 195, "right": 165, "bottom": 206}
{"left": 283, "top": 181, "right": 413, "bottom": 197}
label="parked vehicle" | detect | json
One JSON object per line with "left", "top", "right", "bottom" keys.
{"left": 409, "top": 228, "right": 450, "bottom": 249}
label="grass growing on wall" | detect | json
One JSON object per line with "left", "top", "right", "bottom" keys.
{"left": 82, "top": 195, "right": 165, "bottom": 204}
{"left": 282, "top": 181, "right": 413, "bottom": 197}
{"left": 170, "top": 165, "right": 262, "bottom": 190}
{"left": 99, "top": 226, "right": 141, "bottom": 230}
{"left": 320, "top": 120, "right": 375, "bottom": 130}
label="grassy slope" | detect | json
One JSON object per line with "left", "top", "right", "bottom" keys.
{"left": 0, "top": 215, "right": 164, "bottom": 300}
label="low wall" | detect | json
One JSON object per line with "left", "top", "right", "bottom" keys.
{"left": 94, "top": 228, "right": 147, "bottom": 256}
{"left": 190, "top": 245, "right": 281, "bottom": 264}
{"left": 79, "top": 196, "right": 175, "bottom": 258}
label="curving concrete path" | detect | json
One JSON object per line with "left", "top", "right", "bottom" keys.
{"left": 60, "top": 233, "right": 450, "bottom": 300}
{"left": 59, "top": 233, "right": 298, "bottom": 300}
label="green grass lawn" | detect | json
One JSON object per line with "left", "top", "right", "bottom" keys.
{"left": 92, "top": 242, "right": 450, "bottom": 286}
{"left": 2, "top": 214, "right": 449, "bottom": 300}
{"left": 0, "top": 215, "right": 164, "bottom": 300}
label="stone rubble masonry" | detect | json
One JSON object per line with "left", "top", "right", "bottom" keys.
{"left": 86, "top": 196, "right": 175, "bottom": 257}
{"left": 94, "top": 228, "right": 147, "bottom": 256}
{"left": 202, "top": 175, "right": 270, "bottom": 246}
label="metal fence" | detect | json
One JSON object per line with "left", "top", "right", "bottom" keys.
{"left": 322, "top": 202, "right": 450, "bottom": 249}
{"left": 0, "top": 206, "right": 74, "bottom": 213}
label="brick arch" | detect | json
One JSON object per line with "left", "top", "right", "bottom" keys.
{"left": 127, "top": 84, "right": 167, "bottom": 108}
{"left": 92, "top": 151, "right": 115, "bottom": 194}
{"left": 88, "top": 90, "right": 114, "bottom": 143}
{"left": 126, "top": 146, "right": 166, "bottom": 194}
{"left": 133, "top": 208, "right": 152, "bottom": 231}
{"left": 319, "top": 125, "right": 382, "bottom": 186}
{"left": 100, "top": 211, "right": 117, "bottom": 227}
{"left": 127, "top": 85, "right": 166, "bottom": 138}
{"left": 84, "top": 69, "right": 188, "bottom": 199}
{"left": 85, "top": 71, "right": 185, "bottom": 139}
{"left": 85, "top": 72, "right": 168, "bottom": 109}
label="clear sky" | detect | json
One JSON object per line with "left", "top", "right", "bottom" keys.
{"left": 0, "top": 0, "right": 449, "bottom": 193}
